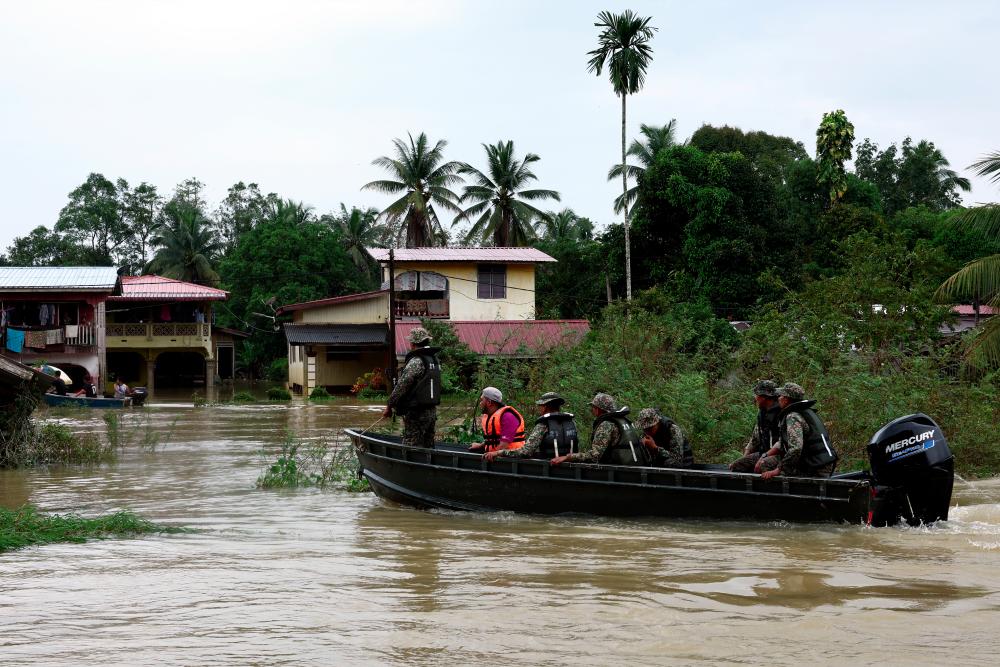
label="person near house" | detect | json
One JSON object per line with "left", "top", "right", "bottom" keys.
{"left": 382, "top": 327, "right": 441, "bottom": 448}
{"left": 72, "top": 374, "right": 98, "bottom": 398}
{"left": 729, "top": 380, "right": 783, "bottom": 473}
{"left": 484, "top": 391, "right": 577, "bottom": 461}
{"left": 759, "top": 383, "right": 838, "bottom": 480}
{"left": 635, "top": 408, "right": 693, "bottom": 468}
{"left": 468, "top": 387, "right": 526, "bottom": 454}
{"left": 551, "top": 393, "right": 650, "bottom": 467}
{"left": 113, "top": 377, "right": 131, "bottom": 399}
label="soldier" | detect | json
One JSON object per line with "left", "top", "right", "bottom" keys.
{"left": 382, "top": 327, "right": 441, "bottom": 448}
{"left": 729, "top": 380, "right": 782, "bottom": 473}
{"left": 759, "top": 382, "right": 838, "bottom": 479}
{"left": 484, "top": 392, "right": 578, "bottom": 462}
{"left": 635, "top": 408, "right": 693, "bottom": 468}
{"left": 551, "top": 392, "right": 650, "bottom": 466}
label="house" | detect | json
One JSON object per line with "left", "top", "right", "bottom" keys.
{"left": 941, "top": 304, "right": 996, "bottom": 335}
{"left": 277, "top": 248, "right": 590, "bottom": 395}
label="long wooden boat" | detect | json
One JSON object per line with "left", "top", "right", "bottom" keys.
{"left": 43, "top": 393, "right": 131, "bottom": 408}
{"left": 347, "top": 413, "right": 955, "bottom": 526}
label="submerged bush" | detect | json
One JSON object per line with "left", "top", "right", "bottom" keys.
{"left": 0, "top": 504, "right": 185, "bottom": 553}
{"left": 232, "top": 390, "right": 256, "bottom": 403}
{"left": 256, "top": 432, "right": 369, "bottom": 491}
{"left": 308, "top": 387, "right": 332, "bottom": 400}
{"left": 267, "top": 387, "right": 292, "bottom": 401}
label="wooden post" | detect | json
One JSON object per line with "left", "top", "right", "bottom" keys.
{"left": 388, "top": 248, "right": 397, "bottom": 389}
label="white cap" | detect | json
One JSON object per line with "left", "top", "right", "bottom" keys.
{"left": 481, "top": 386, "right": 503, "bottom": 403}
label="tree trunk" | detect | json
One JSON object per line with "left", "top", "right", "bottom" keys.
{"left": 621, "top": 93, "right": 631, "bottom": 301}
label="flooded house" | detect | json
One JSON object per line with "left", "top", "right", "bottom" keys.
{"left": 278, "top": 247, "right": 590, "bottom": 395}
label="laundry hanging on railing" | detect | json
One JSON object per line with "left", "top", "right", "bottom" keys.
{"left": 5, "top": 328, "right": 24, "bottom": 353}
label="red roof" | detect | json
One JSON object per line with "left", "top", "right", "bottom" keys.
{"left": 276, "top": 290, "right": 387, "bottom": 315}
{"left": 108, "top": 275, "right": 228, "bottom": 301}
{"left": 394, "top": 320, "right": 589, "bottom": 356}
{"left": 367, "top": 247, "right": 555, "bottom": 263}
{"left": 952, "top": 305, "right": 996, "bottom": 316}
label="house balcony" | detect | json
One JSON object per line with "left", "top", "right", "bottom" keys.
{"left": 394, "top": 298, "right": 449, "bottom": 319}
{"left": 106, "top": 322, "right": 212, "bottom": 350}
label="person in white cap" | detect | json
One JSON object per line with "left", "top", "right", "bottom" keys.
{"left": 468, "top": 386, "right": 526, "bottom": 454}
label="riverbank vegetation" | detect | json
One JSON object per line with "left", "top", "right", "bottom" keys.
{"left": 0, "top": 504, "right": 183, "bottom": 553}
{"left": 256, "top": 432, "right": 368, "bottom": 491}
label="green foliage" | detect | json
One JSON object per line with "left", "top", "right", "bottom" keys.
{"left": 855, "top": 137, "right": 971, "bottom": 216}
{"left": 267, "top": 387, "right": 292, "bottom": 401}
{"left": 256, "top": 432, "right": 369, "bottom": 491}
{"left": 232, "top": 391, "right": 256, "bottom": 403}
{"left": 144, "top": 202, "right": 223, "bottom": 285}
{"left": 420, "top": 318, "right": 479, "bottom": 392}
{"left": 534, "top": 235, "right": 608, "bottom": 319}
{"left": 214, "top": 181, "right": 277, "bottom": 253}
{"left": 0, "top": 504, "right": 184, "bottom": 553}
{"left": 266, "top": 357, "right": 288, "bottom": 383}
{"left": 608, "top": 121, "right": 678, "bottom": 214}
{"left": 192, "top": 391, "right": 207, "bottom": 407}
{"left": 587, "top": 10, "right": 657, "bottom": 98}
{"left": 308, "top": 387, "right": 333, "bottom": 400}
{"left": 816, "top": 110, "right": 856, "bottom": 203}
{"left": 324, "top": 203, "right": 383, "bottom": 273}
{"left": 690, "top": 124, "right": 808, "bottom": 184}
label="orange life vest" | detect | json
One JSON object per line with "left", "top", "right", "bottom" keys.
{"left": 481, "top": 405, "right": 526, "bottom": 453}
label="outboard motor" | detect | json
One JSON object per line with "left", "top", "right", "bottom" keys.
{"left": 130, "top": 387, "right": 149, "bottom": 407}
{"left": 867, "top": 413, "right": 953, "bottom": 526}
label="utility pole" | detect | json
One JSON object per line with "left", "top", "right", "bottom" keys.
{"left": 387, "top": 248, "right": 397, "bottom": 389}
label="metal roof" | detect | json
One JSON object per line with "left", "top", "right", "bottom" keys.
{"left": 394, "top": 320, "right": 589, "bottom": 357}
{"left": 276, "top": 290, "right": 387, "bottom": 315}
{"left": 0, "top": 266, "right": 120, "bottom": 291}
{"left": 108, "top": 275, "right": 228, "bottom": 301}
{"left": 952, "top": 304, "right": 996, "bottom": 316}
{"left": 366, "top": 247, "right": 556, "bottom": 263}
{"left": 284, "top": 323, "right": 388, "bottom": 346}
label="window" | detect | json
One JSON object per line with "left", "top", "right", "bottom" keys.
{"left": 477, "top": 265, "right": 506, "bottom": 299}
{"left": 326, "top": 346, "right": 362, "bottom": 361}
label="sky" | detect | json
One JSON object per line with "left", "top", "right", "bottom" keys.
{"left": 1, "top": 0, "right": 998, "bottom": 251}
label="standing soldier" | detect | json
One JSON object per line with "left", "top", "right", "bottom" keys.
{"left": 484, "top": 392, "right": 578, "bottom": 461}
{"left": 551, "top": 392, "right": 649, "bottom": 467}
{"left": 382, "top": 327, "right": 441, "bottom": 448}
{"left": 635, "top": 408, "right": 693, "bottom": 468}
{"left": 729, "top": 380, "right": 782, "bottom": 473}
{"left": 760, "top": 382, "right": 838, "bottom": 479}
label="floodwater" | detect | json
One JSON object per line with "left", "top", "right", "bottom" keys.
{"left": 2, "top": 398, "right": 1000, "bottom": 666}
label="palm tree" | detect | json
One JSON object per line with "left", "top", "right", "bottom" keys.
{"left": 535, "top": 208, "right": 594, "bottom": 243}
{"left": 267, "top": 198, "right": 314, "bottom": 225}
{"left": 454, "top": 140, "right": 560, "bottom": 247}
{"left": 936, "top": 150, "right": 1000, "bottom": 368}
{"left": 331, "top": 204, "right": 381, "bottom": 270}
{"left": 607, "top": 120, "right": 678, "bottom": 214}
{"left": 144, "top": 204, "right": 223, "bottom": 285}
{"left": 362, "top": 132, "right": 463, "bottom": 248}
{"left": 588, "top": 9, "right": 656, "bottom": 300}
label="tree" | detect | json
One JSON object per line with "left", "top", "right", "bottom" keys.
{"left": 144, "top": 204, "right": 223, "bottom": 285}
{"left": 936, "top": 150, "right": 1000, "bottom": 368}
{"left": 455, "top": 140, "right": 560, "bottom": 247}
{"left": 816, "top": 110, "right": 855, "bottom": 204}
{"left": 362, "top": 132, "right": 463, "bottom": 248}
{"left": 855, "top": 137, "right": 971, "bottom": 215}
{"left": 535, "top": 208, "right": 594, "bottom": 243}
{"left": 3, "top": 226, "right": 101, "bottom": 266}
{"left": 587, "top": 9, "right": 657, "bottom": 300}
{"left": 266, "top": 198, "right": 314, "bottom": 226}
{"left": 328, "top": 204, "right": 382, "bottom": 271}
{"left": 215, "top": 182, "right": 276, "bottom": 253}
{"left": 54, "top": 173, "right": 128, "bottom": 264}
{"left": 689, "top": 124, "right": 808, "bottom": 183}
{"left": 120, "top": 182, "right": 163, "bottom": 272}
{"left": 607, "top": 120, "right": 678, "bottom": 214}
{"left": 170, "top": 177, "right": 208, "bottom": 215}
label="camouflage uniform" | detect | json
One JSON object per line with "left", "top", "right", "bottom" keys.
{"left": 496, "top": 422, "right": 547, "bottom": 458}
{"left": 635, "top": 408, "right": 687, "bottom": 468}
{"left": 387, "top": 330, "right": 437, "bottom": 448}
{"left": 564, "top": 393, "right": 619, "bottom": 463}
{"left": 776, "top": 410, "right": 835, "bottom": 477}
{"left": 730, "top": 380, "right": 781, "bottom": 474}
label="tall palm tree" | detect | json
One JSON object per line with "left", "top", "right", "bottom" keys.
{"left": 535, "top": 208, "right": 593, "bottom": 243}
{"left": 454, "top": 140, "right": 560, "bottom": 247}
{"left": 588, "top": 9, "right": 656, "bottom": 300}
{"left": 144, "top": 204, "right": 223, "bottom": 285}
{"left": 362, "top": 132, "right": 463, "bottom": 248}
{"left": 607, "top": 120, "right": 678, "bottom": 214}
{"left": 267, "top": 198, "right": 314, "bottom": 225}
{"left": 936, "top": 150, "right": 1000, "bottom": 368}
{"left": 331, "top": 204, "right": 381, "bottom": 270}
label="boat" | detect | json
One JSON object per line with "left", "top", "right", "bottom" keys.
{"left": 348, "top": 413, "right": 955, "bottom": 526}
{"left": 0, "top": 356, "right": 54, "bottom": 404}
{"left": 43, "top": 393, "right": 131, "bottom": 408}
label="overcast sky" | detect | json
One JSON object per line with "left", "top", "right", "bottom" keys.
{"left": 1, "top": 0, "right": 998, "bottom": 251}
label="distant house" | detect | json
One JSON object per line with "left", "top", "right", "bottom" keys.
{"left": 941, "top": 304, "right": 996, "bottom": 335}
{"left": 277, "top": 247, "right": 590, "bottom": 395}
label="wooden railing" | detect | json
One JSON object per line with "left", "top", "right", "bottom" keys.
{"left": 65, "top": 324, "right": 94, "bottom": 346}
{"left": 394, "top": 299, "right": 449, "bottom": 318}
{"left": 106, "top": 322, "right": 210, "bottom": 338}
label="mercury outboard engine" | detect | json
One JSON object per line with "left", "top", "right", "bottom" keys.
{"left": 130, "top": 387, "right": 149, "bottom": 407}
{"left": 867, "top": 413, "right": 953, "bottom": 526}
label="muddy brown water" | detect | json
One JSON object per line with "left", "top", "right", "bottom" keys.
{"left": 2, "top": 398, "right": 999, "bottom": 666}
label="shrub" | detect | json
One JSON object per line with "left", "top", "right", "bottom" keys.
{"left": 267, "top": 387, "right": 292, "bottom": 401}
{"left": 0, "top": 504, "right": 185, "bottom": 553}
{"left": 309, "top": 387, "right": 332, "bottom": 400}
{"left": 232, "top": 391, "right": 256, "bottom": 403}
{"left": 267, "top": 357, "right": 289, "bottom": 383}
{"left": 256, "top": 432, "right": 369, "bottom": 491}
{"left": 351, "top": 368, "right": 387, "bottom": 395}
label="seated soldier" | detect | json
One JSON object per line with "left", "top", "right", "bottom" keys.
{"left": 635, "top": 408, "right": 693, "bottom": 468}
{"left": 484, "top": 392, "right": 578, "bottom": 461}
{"left": 729, "top": 380, "right": 781, "bottom": 473}
{"left": 551, "top": 393, "right": 650, "bottom": 467}
{"left": 759, "top": 382, "right": 838, "bottom": 480}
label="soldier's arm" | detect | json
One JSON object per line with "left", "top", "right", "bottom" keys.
{"left": 566, "top": 422, "right": 614, "bottom": 463}
{"left": 657, "top": 424, "right": 686, "bottom": 467}
{"left": 387, "top": 358, "right": 423, "bottom": 407}
{"left": 743, "top": 424, "right": 761, "bottom": 456}
{"left": 783, "top": 415, "right": 805, "bottom": 453}
{"left": 500, "top": 423, "right": 545, "bottom": 458}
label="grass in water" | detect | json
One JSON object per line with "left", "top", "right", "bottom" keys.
{"left": 308, "top": 387, "right": 333, "bottom": 401}
{"left": 256, "top": 431, "right": 369, "bottom": 492}
{"left": 232, "top": 390, "right": 256, "bottom": 403}
{"left": 267, "top": 387, "right": 292, "bottom": 401}
{"left": 0, "top": 504, "right": 185, "bottom": 553}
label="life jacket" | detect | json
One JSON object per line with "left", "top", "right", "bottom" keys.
{"left": 595, "top": 408, "right": 650, "bottom": 466}
{"left": 779, "top": 400, "right": 838, "bottom": 470}
{"left": 395, "top": 346, "right": 442, "bottom": 413}
{"left": 756, "top": 404, "right": 782, "bottom": 453}
{"left": 652, "top": 416, "right": 694, "bottom": 468}
{"left": 536, "top": 412, "right": 579, "bottom": 458}
{"left": 481, "top": 405, "right": 526, "bottom": 453}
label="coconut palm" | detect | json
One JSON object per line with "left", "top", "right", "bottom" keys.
{"left": 362, "top": 132, "right": 463, "bottom": 248}
{"left": 936, "top": 151, "right": 1000, "bottom": 368}
{"left": 331, "top": 204, "right": 382, "bottom": 270}
{"left": 588, "top": 9, "right": 657, "bottom": 300}
{"left": 144, "top": 204, "right": 223, "bottom": 285}
{"left": 454, "top": 140, "right": 560, "bottom": 247}
{"left": 267, "top": 198, "right": 314, "bottom": 225}
{"left": 535, "top": 208, "right": 594, "bottom": 243}
{"left": 607, "top": 120, "right": 678, "bottom": 214}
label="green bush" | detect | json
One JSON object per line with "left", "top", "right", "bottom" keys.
{"left": 267, "top": 387, "right": 292, "bottom": 401}
{"left": 0, "top": 504, "right": 185, "bottom": 553}
{"left": 309, "top": 387, "right": 332, "bottom": 400}
{"left": 267, "top": 357, "right": 289, "bottom": 383}
{"left": 232, "top": 391, "right": 256, "bottom": 403}
{"left": 256, "top": 432, "right": 369, "bottom": 491}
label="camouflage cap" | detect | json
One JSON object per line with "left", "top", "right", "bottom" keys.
{"left": 535, "top": 391, "right": 565, "bottom": 406}
{"left": 635, "top": 408, "right": 661, "bottom": 430}
{"left": 589, "top": 392, "right": 617, "bottom": 412}
{"left": 753, "top": 379, "right": 779, "bottom": 398}
{"left": 777, "top": 382, "right": 805, "bottom": 400}
{"left": 407, "top": 327, "right": 432, "bottom": 345}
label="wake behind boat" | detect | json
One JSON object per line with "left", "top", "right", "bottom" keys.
{"left": 348, "top": 413, "right": 955, "bottom": 526}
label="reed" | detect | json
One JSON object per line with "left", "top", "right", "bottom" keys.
{"left": 0, "top": 504, "right": 185, "bottom": 553}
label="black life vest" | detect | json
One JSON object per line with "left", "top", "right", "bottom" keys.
{"left": 756, "top": 404, "right": 782, "bottom": 453}
{"left": 779, "top": 400, "right": 838, "bottom": 470}
{"left": 652, "top": 416, "right": 694, "bottom": 468}
{"left": 594, "top": 408, "right": 650, "bottom": 466}
{"left": 395, "top": 346, "right": 442, "bottom": 413}
{"left": 536, "top": 412, "right": 579, "bottom": 458}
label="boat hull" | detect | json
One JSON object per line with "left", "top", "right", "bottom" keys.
{"left": 43, "top": 394, "right": 131, "bottom": 408}
{"left": 349, "top": 430, "right": 874, "bottom": 524}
